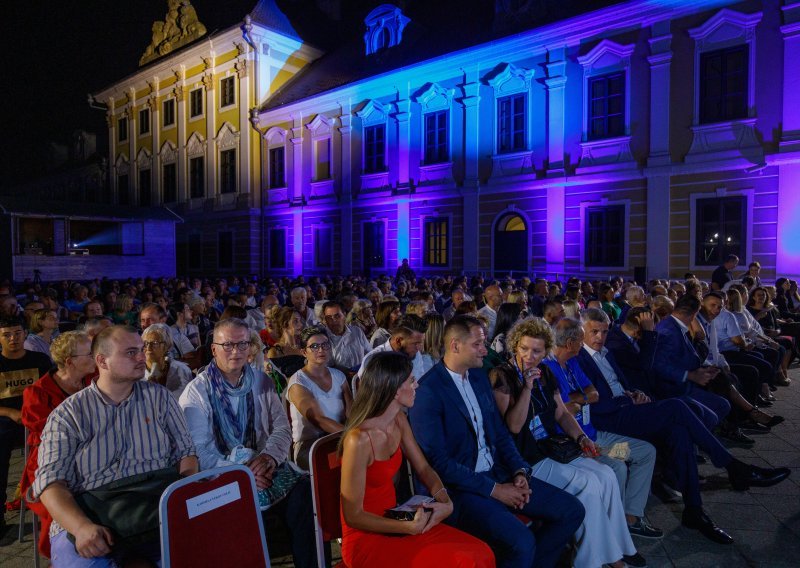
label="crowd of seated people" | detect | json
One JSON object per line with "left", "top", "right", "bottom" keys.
{"left": 0, "top": 266, "right": 797, "bottom": 567}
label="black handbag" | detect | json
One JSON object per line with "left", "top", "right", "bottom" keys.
{"left": 67, "top": 467, "right": 180, "bottom": 550}
{"left": 539, "top": 435, "right": 582, "bottom": 464}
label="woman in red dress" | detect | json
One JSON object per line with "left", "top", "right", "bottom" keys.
{"left": 21, "top": 330, "right": 95, "bottom": 558}
{"left": 339, "top": 351, "right": 495, "bottom": 568}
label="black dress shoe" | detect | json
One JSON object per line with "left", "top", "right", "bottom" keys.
{"left": 682, "top": 509, "right": 734, "bottom": 544}
{"left": 719, "top": 427, "right": 756, "bottom": 446}
{"left": 728, "top": 463, "right": 791, "bottom": 491}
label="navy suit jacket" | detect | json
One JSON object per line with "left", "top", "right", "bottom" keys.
{"left": 575, "top": 347, "right": 636, "bottom": 420}
{"left": 408, "top": 361, "right": 527, "bottom": 497}
{"left": 605, "top": 326, "right": 658, "bottom": 396}
{"left": 652, "top": 316, "right": 703, "bottom": 398}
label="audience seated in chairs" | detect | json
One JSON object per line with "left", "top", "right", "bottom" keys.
{"left": 33, "top": 325, "right": 198, "bottom": 566}
{"left": 179, "top": 318, "right": 317, "bottom": 568}
{"left": 339, "top": 351, "right": 495, "bottom": 567}
{"left": 490, "top": 316, "right": 647, "bottom": 568}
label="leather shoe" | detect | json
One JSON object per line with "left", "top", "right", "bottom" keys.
{"left": 682, "top": 509, "right": 734, "bottom": 544}
{"left": 749, "top": 407, "right": 785, "bottom": 429}
{"left": 719, "top": 427, "right": 755, "bottom": 446}
{"left": 728, "top": 464, "right": 791, "bottom": 491}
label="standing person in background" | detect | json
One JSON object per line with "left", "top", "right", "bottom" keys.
{"left": 711, "top": 255, "right": 739, "bottom": 291}
{"left": 395, "top": 258, "right": 416, "bottom": 284}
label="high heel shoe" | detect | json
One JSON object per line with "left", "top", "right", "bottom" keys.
{"left": 749, "top": 407, "right": 785, "bottom": 428}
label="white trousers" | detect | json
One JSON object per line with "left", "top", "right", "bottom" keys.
{"left": 532, "top": 456, "right": 636, "bottom": 568}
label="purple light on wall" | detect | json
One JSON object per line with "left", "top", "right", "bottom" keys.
{"left": 777, "top": 164, "right": 800, "bottom": 278}
{"left": 396, "top": 199, "right": 410, "bottom": 262}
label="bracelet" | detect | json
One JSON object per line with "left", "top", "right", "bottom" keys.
{"left": 575, "top": 433, "right": 588, "bottom": 445}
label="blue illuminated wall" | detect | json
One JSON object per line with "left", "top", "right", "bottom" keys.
{"left": 250, "top": 0, "right": 800, "bottom": 281}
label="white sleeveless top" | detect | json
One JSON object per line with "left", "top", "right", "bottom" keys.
{"left": 286, "top": 368, "right": 347, "bottom": 443}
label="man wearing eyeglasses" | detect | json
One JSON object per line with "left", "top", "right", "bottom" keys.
{"left": 322, "top": 301, "right": 370, "bottom": 373}
{"left": 179, "top": 318, "right": 317, "bottom": 568}
{"left": 0, "top": 316, "right": 51, "bottom": 535}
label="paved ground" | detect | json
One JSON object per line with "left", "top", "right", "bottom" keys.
{"left": 2, "top": 363, "right": 799, "bottom": 567}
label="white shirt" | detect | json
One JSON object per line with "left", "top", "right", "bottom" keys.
{"left": 445, "top": 366, "right": 493, "bottom": 473}
{"left": 356, "top": 340, "right": 426, "bottom": 384}
{"left": 179, "top": 369, "right": 291, "bottom": 471}
{"left": 477, "top": 304, "right": 498, "bottom": 338}
{"left": 713, "top": 309, "right": 744, "bottom": 352}
{"left": 328, "top": 325, "right": 371, "bottom": 370}
{"left": 582, "top": 344, "right": 626, "bottom": 397}
{"left": 286, "top": 368, "right": 347, "bottom": 443}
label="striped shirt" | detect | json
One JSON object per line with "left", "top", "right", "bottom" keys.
{"left": 32, "top": 380, "right": 195, "bottom": 498}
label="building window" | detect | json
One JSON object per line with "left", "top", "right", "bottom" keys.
{"left": 363, "top": 221, "right": 385, "bottom": 272}
{"left": 218, "top": 231, "right": 233, "bottom": 269}
{"left": 315, "top": 139, "right": 331, "bottom": 180}
{"left": 588, "top": 72, "right": 625, "bottom": 140}
{"left": 117, "top": 174, "right": 130, "bottom": 205}
{"left": 139, "top": 108, "right": 150, "bottom": 136}
{"left": 189, "top": 157, "right": 205, "bottom": 199}
{"left": 314, "top": 226, "right": 333, "bottom": 269}
{"left": 269, "top": 228, "right": 287, "bottom": 270}
{"left": 699, "top": 45, "right": 748, "bottom": 124}
{"left": 220, "top": 149, "right": 236, "bottom": 194}
{"left": 139, "top": 169, "right": 151, "bottom": 207}
{"left": 424, "top": 110, "right": 448, "bottom": 164}
{"left": 162, "top": 162, "right": 177, "bottom": 203}
{"left": 497, "top": 94, "right": 526, "bottom": 153}
{"left": 695, "top": 196, "right": 746, "bottom": 266}
{"left": 585, "top": 205, "right": 625, "bottom": 267}
{"left": 364, "top": 124, "right": 386, "bottom": 174}
{"left": 221, "top": 77, "right": 235, "bottom": 107}
{"left": 190, "top": 88, "right": 203, "bottom": 118}
{"left": 423, "top": 217, "right": 448, "bottom": 267}
{"left": 269, "top": 147, "right": 285, "bottom": 188}
{"left": 163, "top": 99, "right": 175, "bottom": 127}
{"left": 118, "top": 117, "right": 128, "bottom": 142}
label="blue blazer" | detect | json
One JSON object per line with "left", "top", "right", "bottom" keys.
{"left": 652, "top": 316, "right": 702, "bottom": 398}
{"left": 605, "top": 326, "right": 658, "bottom": 396}
{"left": 408, "top": 361, "right": 528, "bottom": 497}
{"left": 575, "top": 347, "right": 635, "bottom": 418}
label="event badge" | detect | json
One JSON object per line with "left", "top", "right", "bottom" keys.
{"left": 580, "top": 404, "right": 591, "bottom": 426}
{"left": 530, "top": 415, "right": 549, "bottom": 440}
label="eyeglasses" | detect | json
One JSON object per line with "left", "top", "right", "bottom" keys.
{"left": 213, "top": 341, "right": 251, "bottom": 352}
{"left": 143, "top": 340, "right": 165, "bottom": 349}
{"left": 306, "top": 341, "right": 332, "bottom": 352}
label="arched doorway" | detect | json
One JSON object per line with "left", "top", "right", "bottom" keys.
{"left": 493, "top": 213, "right": 528, "bottom": 275}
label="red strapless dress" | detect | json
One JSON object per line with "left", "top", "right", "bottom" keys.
{"left": 340, "top": 447, "right": 495, "bottom": 568}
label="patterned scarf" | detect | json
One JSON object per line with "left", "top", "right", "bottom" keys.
{"left": 205, "top": 359, "right": 257, "bottom": 455}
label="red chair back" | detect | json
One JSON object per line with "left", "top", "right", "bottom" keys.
{"left": 309, "top": 432, "right": 344, "bottom": 568}
{"left": 159, "top": 465, "right": 269, "bottom": 568}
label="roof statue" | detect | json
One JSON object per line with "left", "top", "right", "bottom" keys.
{"left": 139, "top": 0, "right": 207, "bottom": 66}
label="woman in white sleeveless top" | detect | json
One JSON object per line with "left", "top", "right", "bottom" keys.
{"left": 286, "top": 325, "right": 353, "bottom": 469}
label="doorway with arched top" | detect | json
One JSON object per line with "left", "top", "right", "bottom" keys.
{"left": 493, "top": 212, "right": 529, "bottom": 276}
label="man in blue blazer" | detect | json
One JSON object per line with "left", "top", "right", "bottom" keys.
{"left": 409, "top": 315, "right": 584, "bottom": 568}
{"left": 576, "top": 308, "right": 790, "bottom": 545}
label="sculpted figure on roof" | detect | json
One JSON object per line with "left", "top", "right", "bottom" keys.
{"left": 139, "top": 0, "right": 207, "bottom": 66}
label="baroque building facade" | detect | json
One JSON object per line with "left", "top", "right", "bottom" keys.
{"left": 97, "top": 0, "right": 800, "bottom": 281}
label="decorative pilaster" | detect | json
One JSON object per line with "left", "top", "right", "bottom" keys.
{"left": 173, "top": 68, "right": 186, "bottom": 204}
{"left": 647, "top": 21, "right": 672, "bottom": 167}
{"left": 237, "top": 58, "right": 251, "bottom": 195}
{"left": 203, "top": 62, "right": 216, "bottom": 200}
{"left": 290, "top": 116, "right": 305, "bottom": 204}
{"left": 393, "top": 98, "right": 412, "bottom": 191}
{"left": 459, "top": 78, "right": 481, "bottom": 188}
{"left": 544, "top": 48, "right": 567, "bottom": 173}
{"left": 339, "top": 110, "right": 353, "bottom": 274}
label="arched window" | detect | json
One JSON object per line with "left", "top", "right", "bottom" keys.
{"left": 494, "top": 213, "right": 528, "bottom": 274}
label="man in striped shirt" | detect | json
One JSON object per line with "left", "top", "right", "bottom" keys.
{"left": 33, "top": 325, "right": 197, "bottom": 565}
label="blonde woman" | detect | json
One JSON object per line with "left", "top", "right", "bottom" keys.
{"left": 420, "top": 312, "right": 445, "bottom": 373}
{"left": 24, "top": 309, "right": 59, "bottom": 360}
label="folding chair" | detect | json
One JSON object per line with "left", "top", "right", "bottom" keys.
{"left": 159, "top": 465, "right": 270, "bottom": 568}
{"left": 17, "top": 426, "right": 41, "bottom": 568}
{"left": 309, "top": 432, "right": 347, "bottom": 568}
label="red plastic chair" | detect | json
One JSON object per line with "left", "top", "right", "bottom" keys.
{"left": 159, "top": 465, "right": 270, "bottom": 568}
{"left": 309, "top": 432, "right": 347, "bottom": 568}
